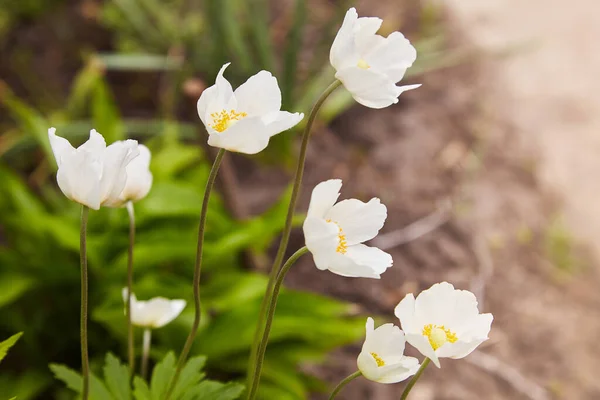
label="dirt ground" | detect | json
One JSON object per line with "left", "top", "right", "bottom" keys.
{"left": 237, "top": 3, "right": 600, "bottom": 399}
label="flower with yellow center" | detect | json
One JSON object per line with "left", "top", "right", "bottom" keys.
{"left": 357, "top": 318, "right": 420, "bottom": 384}
{"left": 197, "top": 63, "right": 304, "bottom": 154}
{"left": 394, "top": 282, "right": 493, "bottom": 368}
{"left": 303, "top": 179, "right": 393, "bottom": 279}
{"left": 330, "top": 8, "right": 421, "bottom": 109}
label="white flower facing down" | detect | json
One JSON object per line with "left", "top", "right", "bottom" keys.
{"left": 303, "top": 179, "right": 392, "bottom": 279}
{"left": 104, "top": 144, "right": 153, "bottom": 207}
{"left": 357, "top": 317, "right": 420, "bottom": 384}
{"left": 330, "top": 7, "right": 420, "bottom": 109}
{"left": 394, "top": 282, "right": 493, "bottom": 368}
{"left": 48, "top": 128, "right": 140, "bottom": 210}
{"left": 122, "top": 289, "right": 186, "bottom": 329}
{"left": 197, "top": 63, "right": 304, "bottom": 154}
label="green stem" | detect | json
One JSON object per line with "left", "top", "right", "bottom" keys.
{"left": 166, "top": 148, "right": 226, "bottom": 399}
{"left": 246, "top": 79, "right": 342, "bottom": 391}
{"left": 126, "top": 201, "right": 135, "bottom": 377}
{"left": 141, "top": 328, "right": 152, "bottom": 380}
{"left": 399, "top": 358, "right": 431, "bottom": 400}
{"left": 328, "top": 371, "right": 362, "bottom": 400}
{"left": 246, "top": 246, "right": 309, "bottom": 400}
{"left": 80, "top": 205, "right": 90, "bottom": 400}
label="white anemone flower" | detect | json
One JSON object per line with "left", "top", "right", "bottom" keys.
{"left": 302, "top": 179, "right": 392, "bottom": 279}
{"left": 330, "top": 7, "right": 420, "bottom": 109}
{"left": 357, "top": 317, "right": 420, "bottom": 383}
{"left": 122, "top": 289, "right": 186, "bottom": 329}
{"left": 394, "top": 282, "right": 493, "bottom": 368}
{"left": 197, "top": 63, "right": 304, "bottom": 154}
{"left": 48, "top": 128, "right": 139, "bottom": 210}
{"left": 104, "top": 144, "right": 153, "bottom": 207}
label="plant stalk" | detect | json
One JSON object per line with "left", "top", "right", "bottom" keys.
{"left": 246, "top": 79, "right": 342, "bottom": 390}
{"left": 80, "top": 205, "right": 90, "bottom": 400}
{"left": 126, "top": 201, "right": 136, "bottom": 376}
{"left": 400, "top": 358, "right": 431, "bottom": 400}
{"left": 328, "top": 371, "right": 362, "bottom": 400}
{"left": 246, "top": 246, "right": 309, "bottom": 400}
{"left": 141, "top": 328, "right": 152, "bottom": 380}
{"left": 166, "top": 148, "right": 226, "bottom": 399}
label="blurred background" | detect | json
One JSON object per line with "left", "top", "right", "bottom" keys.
{"left": 1, "top": 0, "right": 599, "bottom": 399}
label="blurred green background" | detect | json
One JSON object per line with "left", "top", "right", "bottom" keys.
{"left": 0, "top": 0, "right": 449, "bottom": 398}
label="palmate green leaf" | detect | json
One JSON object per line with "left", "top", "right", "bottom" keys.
{"left": 169, "top": 355, "right": 207, "bottom": 400}
{"left": 103, "top": 353, "right": 131, "bottom": 400}
{"left": 149, "top": 352, "right": 175, "bottom": 400}
{"left": 49, "top": 364, "right": 114, "bottom": 400}
{"left": 0, "top": 332, "right": 22, "bottom": 364}
{"left": 181, "top": 380, "right": 244, "bottom": 400}
{"left": 133, "top": 377, "right": 151, "bottom": 400}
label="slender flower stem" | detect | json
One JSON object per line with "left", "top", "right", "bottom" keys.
{"left": 246, "top": 246, "right": 309, "bottom": 400}
{"left": 126, "top": 201, "right": 136, "bottom": 376}
{"left": 80, "top": 205, "right": 90, "bottom": 400}
{"left": 166, "top": 148, "right": 226, "bottom": 399}
{"left": 141, "top": 328, "right": 152, "bottom": 380}
{"left": 246, "top": 79, "right": 342, "bottom": 390}
{"left": 399, "top": 358, "right": 431, "bottom": 400}
{"left": 328, "top": 371, "right": 362, "bottom": 400}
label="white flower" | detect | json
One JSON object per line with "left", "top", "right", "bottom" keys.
{"left": 394, "top": 282, "right": 493, "bottom": 368}
{"left": 302, "top": 179, "right": 392, "bottom": 279}
{"left": 104, "top": 144, "right": 153, "bottom": 207}
{"left": 196, "top": 63, "right": 304, "bottom": 154}
{"left": 330, "top": 7, "right": 420, "bottom": 109}
{"left": 122, "top": 289, "right": 186, "bottom": 329}
{"left": 357, "top": 317, "right": 420, "bottom": 383}
{"left": 48, "top": 128, "right": 139, "bottom": 210}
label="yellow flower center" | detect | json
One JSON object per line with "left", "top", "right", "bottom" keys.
{"left": 357, "top": 59, "right": 370, "bottom": 69}
{"left": 422, "top": 324, "right": 458, "bottom": 350}
{"left": 209, "top": 109, "right": 247, "bottom": 132}
{"left": 326, "top": 219, "right": 348, "bottom": 254}
{"left": 370, "top": 352, "right": 385, "bottom": 367}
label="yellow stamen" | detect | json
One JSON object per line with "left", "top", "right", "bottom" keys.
{"left": 422, "top": 324, "right": 458, "bottom": 350}
{"left": 357, "top": 59, "right": 370, "bottom": 70}
{"left": 326, "top": 219, "right": 348, "bottom": 254}
{"left": 209, "top": 109, "right": 247, "bottom": 132}
{"left": 370, "top": 352, "right": 385, "bottom": 367}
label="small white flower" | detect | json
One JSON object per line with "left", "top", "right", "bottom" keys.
{"left": 357, "top": 317, "right": 420, "bottom": 383}
{"left": 196, "top": 63, "right": 304, "bottom": 154}
{"left": 302, "top": 179, "right": 392, "bottom": 279}
{"left": 122, "top": 289, "right": 186, "bottom": 329}
{"left": 394, "top": 282, "right": 493, "bottom": 368}
{"left": 330, "top": 7, "right": 420, "bottom": 109}
{"left": 48, "top": 128, "right": 139, "bottom": 210}
{"left": 104, "top": 144, "right": 153, "bottom": 207}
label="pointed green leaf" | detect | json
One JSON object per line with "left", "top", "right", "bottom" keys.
{"left": 103, "top": 353, "right": 131, "bottom": 400}
{"left": 0, "top": 332, "right": 22, "bottom": 364}
{"left": 133, "top": 377, "right": 151, "bottom": 400}
{"left": 182, "top": 381, "right": 244, "bottom": 400}
{"left": 49, "top": 364, "right": 115, "bottom": 400}
{"left": 170, "top": 355, "right": 207, "bottom": 400}
{"left": 149, "top": 352, "right": 176, "bottom": 400}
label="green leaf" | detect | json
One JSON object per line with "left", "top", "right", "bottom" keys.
{"left": 282, "top": 0, "right": 307, "bottom": 108}
{"left": 95, "top": 53, "right": 182, "bottom": 71}
{"left": 170, "top": 355, "right": 207, "bottom": 400}
{"left": 182, "top": 380, "right": 244, "bottom": 400}
{"left": 92, "top": 80, "right": 124, "bottom": 142}
{"left": 149, "top": 352, "right": 176, "bottom": 400}
{"left": 0, "top": 274, "right": 34, "bottom": 309}
{"left": 0, "top": 332, "right": 22, "bottom": 364}
{"left": 49, "top": 364, "right": 115, "bottom": 400}
{"left": 66, "top": 62, "right": 103, "bottom": 118}
{"left": 103, "top": 353, "right": 131, "bottom": 400}
{"left": 132, "top": 377, "right": 151, "bottom": 400}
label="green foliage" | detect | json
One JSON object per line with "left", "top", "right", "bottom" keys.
{"left": 51, "top": 352, "right": 243, "bottom": 400}
{"left": 0, "top": 332, "right": 22, "bottom": 364}
{"left": 0, "top": 69, "right": 364, "bottom": 399}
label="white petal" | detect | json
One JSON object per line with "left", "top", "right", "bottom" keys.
{"left": 197, "top": 63, "right": 236, "bottom": 127}
{"left": 234, "top": 70, "right": 282, "bottom": 116}
{"left": 79, "top": 129, "right": 107, "bottom": 153}
{"left": 364, "top": 31, "right": 417, "bottom": 82}
{"left": 375, "top": 357, "right": 420, "bottom": 384}
{"left": 362, "top": 322, "right": 406, "bottom": 358}
{"left": 344, "top": 244, "right": 393, "bottom": 276}
{"left": 303, "top": 217, "right": 340, "bottom": 271}
{"left": 325, "top": 198, "right": 387, "bottom": 245}
{"left": 110, "top": 144, "right": 153, "bottom": 205}
{"left": 405, "top": 333, "right": 441, "bottom": 368}
{"left": 100, "top": 140, "right": 140, "bottom": 205}
{"left": 394, "top": 293, "right": 420, "bottom": 334}
{"left": 153, "top": 299, "right": 186, "bottom": 328}
{"left": 335, "top": 67, "right": 402, "bottom": 109}
{"left": 414, "top": 282, "right": 459, "bottom": 328}
{"left": 262, "top": 111, "right": 303, "bottom": 138}
{"left": 48, "top": 127, "right": 74, "bottom": 167}
{"left": 327, "top": 252, "right": 383, "bottom": 279}
{"left": 354, "top": 17, "right": 383, "bottom": 54}
{"left": 206, "top": 116, "right": 271, "bottom": 154}
{"left": 330, "top": 8, "right": 360, "bottom": 70}
{"left": 306, "top": 179, "right": 343, "bottom": 219}
{"left": 57, "top": 150, "right": 102, "bottom": 210}
{"left": 436, "top": 338, "right": 487, "bottom": 360}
